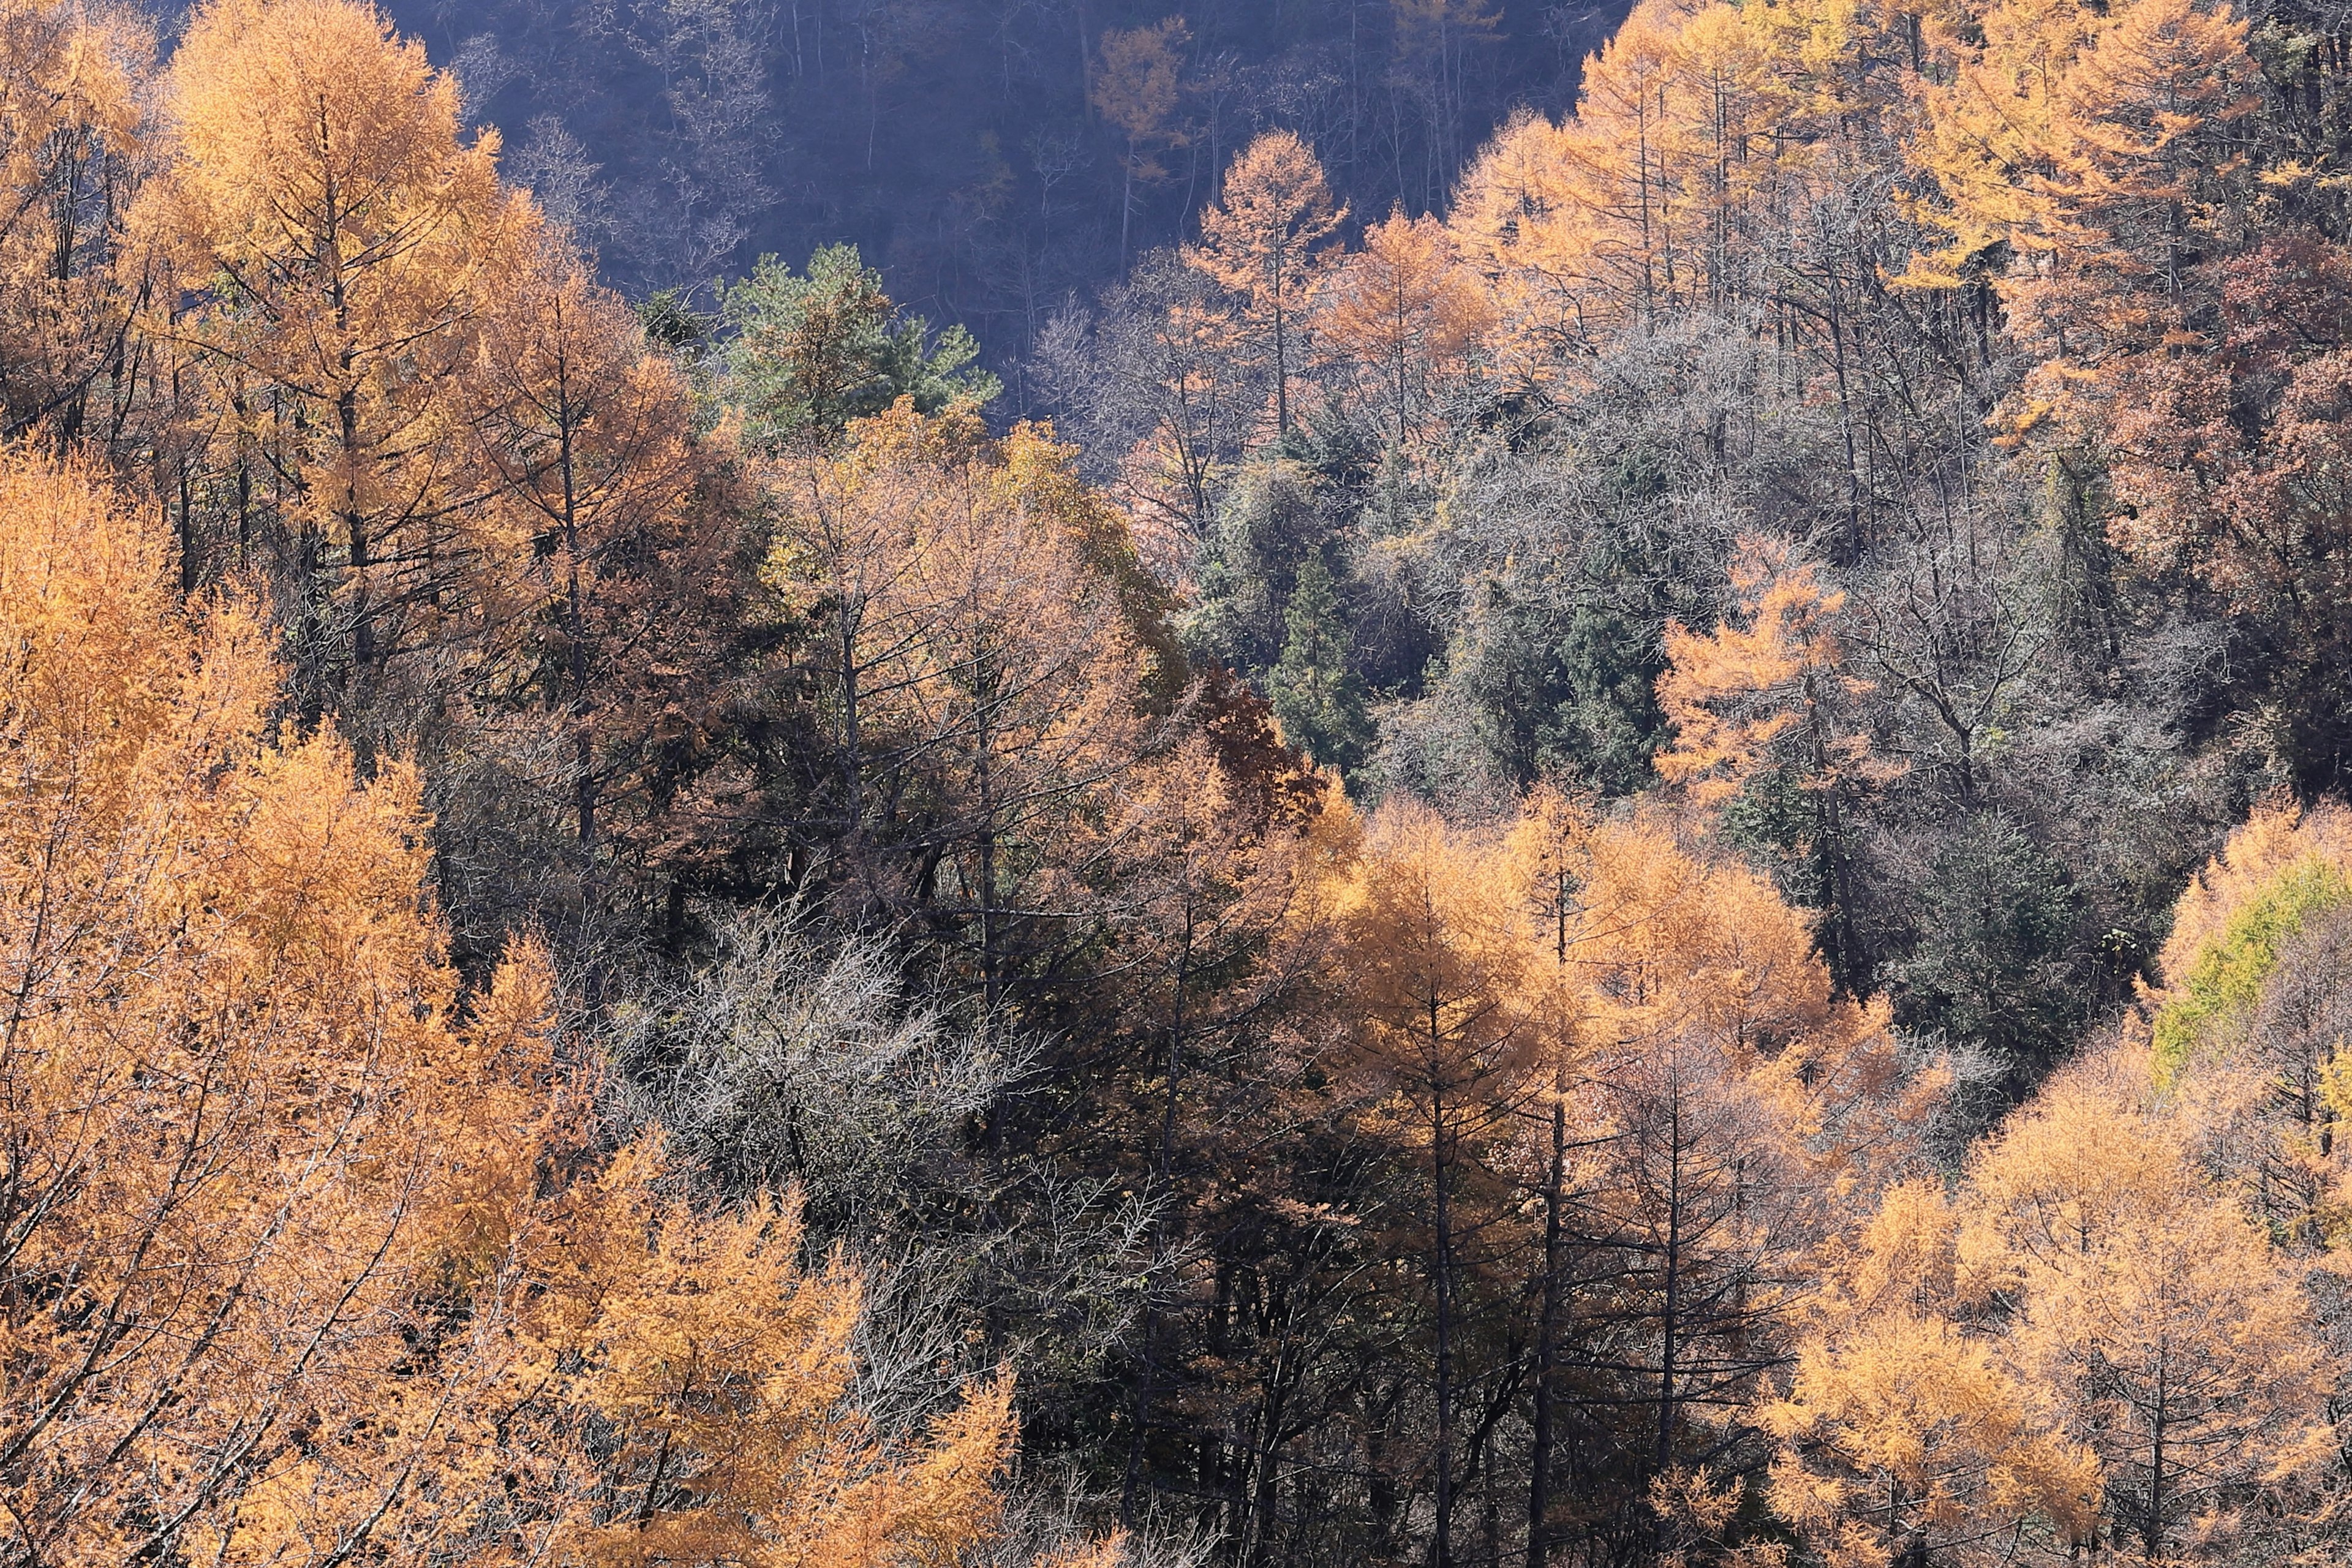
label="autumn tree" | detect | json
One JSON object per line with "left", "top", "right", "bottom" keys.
{"left": 464, "top": 228, "right": 704, "bottom": 855}
{"left": 1657, "top": 538, "right": 1883, "bottom": 986}
{"left": 1104, "top": 733, "right": 1321, "bottom": 1526}
{"left": 0, "top": 0, "right": 148, "bottom": 448}
{"left": 1032, "top": 253, "right": 1267, "bottom": 574}
{"left": 1562, "top": 808, "right": 1939, "bottom": 1537}
{"left": 2141, "top": 801, "right": 2352, "bottom": 1237}
{"left": 1317, "top": 206, "right": 1488, "bottom": 450}
{"left": 2096, "top": 237, "right": 2352, "bottom": 790}
{"left": 1758, "top": 1181, "right": 2101, "bottom": 1568}
{"left": 2040, "top": 0, "right": 2258, "bottom": 296}
{"left": 1447, "top": 0, "right": 1806, "bottom": 343}
{"left": 1503, "top": 783, "right": 1599, "bottom": 1568}
{"left": 1907, "top": 0, "right": 2258, "bottom": 366}
{"left": 0, "top": 445, "right": 1067, "bottom": 1567}
{"left": 140, "top": 0, "right": 529, "bottom": 695}
{"left": 1093, "top": 18, "right": 1190, "bottom": 276}
{"left": 1444, "top": 109, "right": 1588, "bottom": 386}
{"left": 761, "top": 403, "right": 1163, "bottom": 1001}
{"left": 1968, "top": 1081, "right": 2335, "bottom": 1562}
{"left": 1330, "top": 801, "right": 1540, "bottom": 1567}
{"left": 1185, "top": 129, "right": 1345, "bottom": 434}
{"left": 1326, "top": 804, "right": 1543, "bottom": 1561}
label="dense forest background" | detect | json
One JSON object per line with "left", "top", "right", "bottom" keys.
{"left": 373, "top": 0, "right": 1630, "bottom": 396}
{"left": 13, "top": 0, "right": 2352, "bottom": 1564}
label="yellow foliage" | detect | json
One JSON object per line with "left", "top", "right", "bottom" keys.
{"left": 1656, "top": 538, "right": 1880, "bottom": 810}
{"left": 0, "top": 0, "right": 149, "bottom": 439}
{"left": 1902, "top": 0, "right": 2257, "bottom": 326}
{"left": 0, "top": 448, "right": 1056, "bottom": 1566}
{"left": 1093, "top": 18, "right": 1189, "bottom": 153}
{"left": 1760, "top": 1312, "right": 2099, "bottom": 1564}
{"left": 1971, "top": 1083, "right": 2334, "bottom": 1560}
{"left": 1185, "top": 130, "right": 1345, "bottom": 431}
{"left": 1319, "top": 207, "right": 1491, "bottom": 450}
{"left": 1769, "top": 1058, "right": 2336, "bottom": 1564}
{"left": 142, "top": 0, "right": 536, "bottom": 666}
{"left": 2156, "top": 798, "right": 2352, "bottom": 995}
{"left": 1333, "top": 799, "right": 1539, "bottom": 1121}
{"left": 1446, "top": 0, "right": 1887, "bottom": 369}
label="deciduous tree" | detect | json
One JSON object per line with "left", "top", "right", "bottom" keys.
{"left": 141, "top": 0, "right": 527, "bottom": 690}
{"left": 1093, "top": 18, "right": 1190, "bottom": 276}
{"left": 1185, "top": 130, "right": 1345, "bottom": 435}
{"left": 1317, "top": 206, "right": 1488, "bottom": 450}
{"left": 0, "top": 445, "right": 1062, "bottom": 1567}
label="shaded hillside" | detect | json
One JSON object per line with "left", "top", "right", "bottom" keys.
{"left": 383, "top": 0, "right": 1632, "bottom": 391}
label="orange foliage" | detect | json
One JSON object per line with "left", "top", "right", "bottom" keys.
{"left": 0, "top": 446, "right": 1073, "bottom": 1566}
{"left": 1095, "top": 17, "right": 1191, "bottom": 268}
{"left": 761, "top": 401, "right": 1166, "bottom": 981}
{"left": 1318, "top": 207, "right": 1490, "bottom": 450}
{"left": 1656, "top": 538, "right": 1879, "bottom": 808}
{"left": 1445, "top": 0, "right": 1860, "bottom": 373}
{"left": 141, "top": 0, "right": 533, "bottom": 668}
{"left": 1904, "top": 0, "right": 2257, "bottom": 374}
{"left": 1185, "top": 130, "right": 1346, "bottom": 432}
{"left": 1768, "top": 1054, "right": 2339, "bottom": 1566}
{"left": 0, "top": 0, "right": 148, "bottom": 443}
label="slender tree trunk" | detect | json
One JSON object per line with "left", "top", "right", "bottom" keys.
{"left": 322, "top": 130, "right": 371, "bottom": 675}
{"left": 1431, "top": 1016, "right": 1456, "bottom": 1568}
{"left": 1123, "top": 901, "right": 1196, "bottom": 1527}
{"left": 1656, "top": 1079, "right": 1683, "bottom": 1523}
{"left": 176, "top": 457, "right": 195, "bottom": 595}
{"left": 2144, "top": 1371, "right": 2166, "bottom": 1564}
{"left": 557, "top": 349, "right": 592, "bottom": 851}
{"left": 235, "top": 442, "right": 250, "bottom": 566}
{"left": 342, "top": 383, "right": 371, "bottom": 671}
{"left": 1532, "top": 875, "right": 1572, "bottom": 1566}
{"left": 1528, "top": 1082, "right": 1567, "bottom": 1568}
{"left": 1272, "top": 273, "right": 1290, "bottom": 434}
{"left": 840, "top": 595, "right": 864, "bottom": 842}
{"left": 1120, "top": 146, "right": 1136, "bottom": 277}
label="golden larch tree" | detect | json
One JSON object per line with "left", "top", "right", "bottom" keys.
{"left": 141, "top": 0, "right": 530, "bottom": 685}
{"left": 1758, "top": 1180, "right": 2101, "bottom": 1568}
{"left": 0, "top": 0, "right": 149, "bottom": 448}
{"left": 464, "top": 225, "right": 704, "bottom": 854}
{"left": 1317, "top": 206, "right": 1490, "bottom": 450}
{"left": 1330, "top": 799, "right": 1540, "bottom": 1568}
{"left": 0, "top": 444, "right": 1088, "bottom": 1567}
{"left": 1093, "top": 17, "right": 1190, "bottom": 274}
{"left": 1185, "top": 129, "right": 1346, "bottom": 434}
{"left": 1964, "top": 1081, "right": 2335, "bottom": 1563}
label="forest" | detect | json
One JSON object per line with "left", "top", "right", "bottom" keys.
{"left": 7, "top": 0, "right": 2352, "bottom": 1564}
{"left": 371, "top": 0, "right": 1630, "bottom": 392}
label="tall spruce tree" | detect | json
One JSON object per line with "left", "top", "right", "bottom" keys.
{"left": 1269, "top": 548, "right": 1370, "bottom": 775}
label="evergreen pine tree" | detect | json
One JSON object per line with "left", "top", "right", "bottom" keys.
{"left": 1270, "top": 548, "right": 1371, "bottom": 774}
{"left": 723, "top": 244, "right": 998, "bottom": 449}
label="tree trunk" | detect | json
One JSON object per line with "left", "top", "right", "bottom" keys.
{"left": 1122, "top": 902, "right": 1196, "bottom": 1527}
{"left": 1431, "top": 1035, "right": 1456, "bottom": 1568}
{"left": 1656, "top": 1076, "right": 1684, "bottom": 1551}
{"left": 1528, "top": 1083, "right": 1567, "bottom": 1568}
